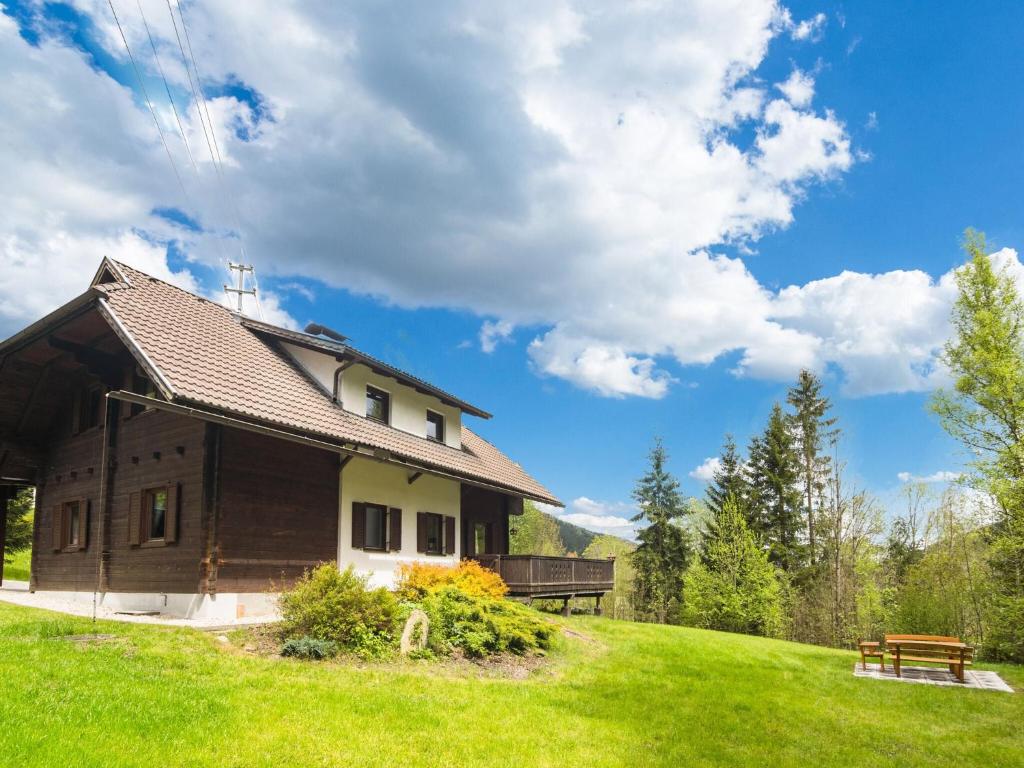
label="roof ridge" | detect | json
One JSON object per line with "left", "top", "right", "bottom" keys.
{"left": 108, "top": 259, "right": 236, "bottom": 316}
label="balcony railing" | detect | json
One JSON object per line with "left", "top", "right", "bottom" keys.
{"left": 471, "top": 554, "right": 615, "bottom": 598}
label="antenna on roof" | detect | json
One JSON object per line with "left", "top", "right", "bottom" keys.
{"left": 224, "top": 262, "right": 262, "bottom": 319}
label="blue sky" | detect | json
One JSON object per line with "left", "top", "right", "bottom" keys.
{"left": 2, "top": 1, "right": 1023, "bottom": 535}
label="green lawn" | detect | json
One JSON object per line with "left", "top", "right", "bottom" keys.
{"left": 2, "top": 548, "right": 31, "bottom": 582}
{"left": 0, "top": 601, "right": 1020, "bottom": 767}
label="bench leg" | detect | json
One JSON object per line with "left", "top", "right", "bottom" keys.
{"left": 860, "top": 651, "right": 866, "bottom": 671}
{"left": 894, "top": 654, "right": 900, "bottom": 677}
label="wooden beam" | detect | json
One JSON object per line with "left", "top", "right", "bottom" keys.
{"left": 338, "top": 454, "right": 353, "bottom": 472}
{"left": 15, "top": 360, "right": 56, "bottom": 434}
{"left": 407, "top": 471, "right": 423, "bottom": 485}
{"left": 46, "top": 336, "right": 121, "bottom": 386}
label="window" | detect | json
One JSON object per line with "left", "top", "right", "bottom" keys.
{"left": 426, "top": 410, "right": 445, "bottom": 443}
{"left": 364, "top": 504, "right": 387, "bottom": 551}
{"left": 425, "top": 513, "right": 443, "bottom": 554}
{"left": 473, "top": 522, "right": 489, "bottom": 555}
{"left": 145, "top": 487, "right": 168, "bottom": 541}
{"left": 128, "top": 372, "right": 157, "bottom": 417}
{"left": 352, "top": 502, "right": 401, "bottom": 552}
{"left": 74, "top": 386, "right": 104, "bottom": 432}
{"left": 366, "top": 386, "right": 390, "bottom": 424}
{"left": 66, "top": 501, "right": 82, "bottom": 548}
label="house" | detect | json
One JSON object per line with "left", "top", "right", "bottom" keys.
{"left": 0, "top": 259, "right": 613, "bottom": 618}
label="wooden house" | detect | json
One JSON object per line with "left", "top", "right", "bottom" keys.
{"left": 0, "top": 259, "right": 612, "bottom": 618}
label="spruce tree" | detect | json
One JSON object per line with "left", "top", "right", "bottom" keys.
{"left": 746, "top": 403, "right": 804, "bottom": 572}
{"left": 681, "top": 493, "right": 784, "bottom": 637}
{"left": 786, "top": 370, "right": 837, "bottom": 563}
{"left": 702, "top": 435, "right": 749, "bottom": 555}
{"left": 630, "top": 438, "right": 691, "bottom": 623}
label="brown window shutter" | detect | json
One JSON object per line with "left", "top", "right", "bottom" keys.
{"left": 351, "top": 502, "right": 366, "bottom": 549}
{"left": 52, "top": 504, "right": 63, "bottom": 551}
{"left": 128, "top": 492, "right": 141, "bottom": 546}
{"left": 165, "top": 483, "right": 179, "bottom": 544}
{"left": 417, "top": 512, "right": 427, "bottom": 553}
{"left": 445, "top": 516, "right": 456, "bottom": 556}
{"left": 79, "top": 498, "right": 89, "bottom": 550}
{"left": 388, "top": 508, "right": 402, "bottom": 552}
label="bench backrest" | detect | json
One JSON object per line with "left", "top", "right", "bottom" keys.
{"left": 885, "top": 634, "right": 960, "bottom": 643}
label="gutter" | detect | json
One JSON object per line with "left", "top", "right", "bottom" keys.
{"left": 106, "top": 390, "right": 561, "bottom": 505}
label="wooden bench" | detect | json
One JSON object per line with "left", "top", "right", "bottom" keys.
{"left": 857, "top": 639, "right": 885, "bottom": 671}
{"left": 885, "top": 634, "right": 975, "bottom": 683}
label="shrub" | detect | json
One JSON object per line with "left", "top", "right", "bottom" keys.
{"left": 280, "top": 636, "right": 338, "bottom": 660}
{"left": 278, "top": 564, "right": 399, "bottom": 656}
{"left": 395, "top": 560, "right": 508, "bottom": 602}
{"left": 421, "top": 586, "right": 553, "bottom": 657}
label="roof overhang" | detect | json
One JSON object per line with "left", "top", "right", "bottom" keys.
{"left": 240, "top": 317, "right": 492, "bottom": 419}
{"left": 108, "top": 390, "right": 559, "bottom": 505}
{"left": 0, "top": 289, "right": 100, "bottom": 361}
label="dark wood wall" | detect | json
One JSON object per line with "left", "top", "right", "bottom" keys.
{"left": 32, "top": 404, "right": 207, "bottom": 593}
{"left": 460, "top": 485, "right": 512, "bottom": 556}
{"left": 104, "top": 409, "right": 207, "bottom": 592}
{"left": 214, "top": 427, "right": 339, "bottom": 592}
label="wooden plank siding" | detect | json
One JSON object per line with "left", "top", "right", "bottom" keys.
{"left": 214, "top": 427, "right": 339, "bottom": 593}
{"left": 31, "top": 406, "right": 208, "bottom": 593}
{"left": 104, "top": 409, "right": 207, "bottom": 593}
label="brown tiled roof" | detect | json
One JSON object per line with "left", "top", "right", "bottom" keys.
{"left": 94, "top": 260, "right": 560, "bottom": 505}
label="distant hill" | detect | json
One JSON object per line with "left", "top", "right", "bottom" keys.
{"left": 554, "top": 516, "right": 600, "bottom": 555}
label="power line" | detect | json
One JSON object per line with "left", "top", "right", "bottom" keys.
{"left": 165, "top": 0, "right": 248, "bottom": 262}
{"left": 136, "top": 0, "right": 197, "bottom": 172}
{"left": 107, "top": 0, "right": 189, "bottom": 202}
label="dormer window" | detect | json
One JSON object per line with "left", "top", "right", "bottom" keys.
{"left": 426, "top": 410, "right": 445, "bottom": 443}
{"left": 366, "top": 385, "right": 390, "bottom": 424}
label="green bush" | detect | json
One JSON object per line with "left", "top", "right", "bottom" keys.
{"left": 278, "top": 564, "right": 399, "bottom": 657}
{"left": 421, "top": 586, "right": 553, "bottom": 658}
{"left": 280, "top": 636, "right": 338, "bottom": 660}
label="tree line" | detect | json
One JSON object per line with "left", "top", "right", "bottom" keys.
{"left": 622, "top": 231, "right": 1024, "bottom": 663}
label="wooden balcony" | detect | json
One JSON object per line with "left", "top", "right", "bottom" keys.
{"left": 471, "top": 554, "right": 615, "bottom": 599}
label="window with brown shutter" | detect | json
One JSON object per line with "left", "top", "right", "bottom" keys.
{"left": 416, "top": 512, "right": 452, "bottom": 555}
{"left": 53, "top": 499, "right": 89, "bottom": 552}
{"left": 351, "top": 501, "right": 366, "bottom": 549}
{"left": 445, "top": 515, "right": 456, "bottom": 556}
{"left": 130, "top": 483, "right": 181, "bottom": 547}
{"left": 354, "top": 502, "right": 401, "bottom": 552}
{"left": 389, "top": 508, "right": 402, "bottom": 552}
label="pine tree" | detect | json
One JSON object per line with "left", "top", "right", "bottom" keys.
{"left": 746, "top": 403, "right": 804, "bottom": 572}
{"left": 630, "top": 438, "right": 691, "bottom": 623}
{"left": 681, "top": 493, "right": 784, "bottom": 637}
{"left": 3, "top": 488, "right": 33, "bottom": 564}
{"left": 702, "top": 434, "right": 749, "bottom": 555}
{"left": 786, "top": 370, "right": 837, "bottom": 563}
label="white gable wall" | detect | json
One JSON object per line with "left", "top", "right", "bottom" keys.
{"left": 338, "top": 455, "right": 461, "bottom": 588}
{"left": 280, "top": 341, "right": 463, "bottom": 449}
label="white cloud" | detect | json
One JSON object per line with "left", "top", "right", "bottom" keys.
{"left": 689, "top": 457, "right": 722, "bottom": 482}
{"left": 866, "top": 111, "right": 879, "bottom": 131}
{"left": 776, "top": 69, "right": 815, "bottom": 108}
{"left": 0, "top": 1, "right": 978, "bottom": 403}
{"left": 540, "top": 496, "right": 638, "bottom": 538}
{"left": 479, "top": 319, "right": 514, "bottom": 353}
{"left": 897, "top": 470, "right": 962, "bottom": 484}
{"left": 778, "top": 10, "right": 827, "bottom": 41}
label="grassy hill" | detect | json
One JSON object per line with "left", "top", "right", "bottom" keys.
{"left": 0, "top": 600, "right": 1020, "bottom": 766}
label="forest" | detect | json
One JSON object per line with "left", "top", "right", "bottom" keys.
{"left": 514, "top": 232, "right": 1024, "bottom": 663}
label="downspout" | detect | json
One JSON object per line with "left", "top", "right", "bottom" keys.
{"left": 333, "top": 358, "right": 354, "bottom": 406}
{"left": 93, "top": 392, "right": 117, "bottom": 625}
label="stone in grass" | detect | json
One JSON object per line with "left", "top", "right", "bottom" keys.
{"left": 400, "top": 609, "right": 429, "bottom": 655}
